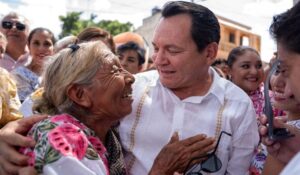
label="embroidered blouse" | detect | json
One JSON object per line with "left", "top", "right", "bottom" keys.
{"left": 20, "top": 114, "right": 110, "bottom": 175}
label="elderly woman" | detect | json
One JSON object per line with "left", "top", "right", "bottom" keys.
{"left": 15, "top": 41, "right": 211, "bottom": 175}
{"left": 19, "top": 41, "right": 130, "bottom": 174}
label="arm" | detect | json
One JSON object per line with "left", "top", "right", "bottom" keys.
{"left": 149, "top": 132, "right": 215, "bottom": 175}
{"left": 262, "top": 154, "right": 284, "bottom": 175}
{"left": 0, "top": 115, "right": 47, "bottom": 174}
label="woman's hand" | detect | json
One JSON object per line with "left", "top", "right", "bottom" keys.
{"left": 259, "top": 115, "right": 300, "bottom": 164}
{"left": 0, "top": 115, "right": 47, "bottom": 174}
{"left": 149, "top": 132, "right": 215, "bottom": 175}
{"left": 18, "top": 166, "right": 38, "bottom": 175}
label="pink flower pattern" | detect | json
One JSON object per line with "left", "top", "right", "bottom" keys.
{"left": 19, "top": 114, "right": 109, "bottom": 175}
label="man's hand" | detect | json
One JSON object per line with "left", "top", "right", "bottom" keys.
{"left": 149, "top": 133, "right": 215, "bottom": 175}
{"left": 0, "top": 115, "right": 47, "bottom": 174}
{"left": 259, "top": 115, "right": 300, "bottom": 164}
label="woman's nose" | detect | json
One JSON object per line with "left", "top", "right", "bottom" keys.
{"left": 124, "top": 73, "right": 135, "bottom": 84}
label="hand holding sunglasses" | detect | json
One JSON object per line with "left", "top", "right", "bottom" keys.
{"left": 184, "top": 131, "right": 232, "bottom": 175}
{"left": 2, "top": 21, "right": 26, "bottom": 31}
{"left": 264, "top": 59, "right": 294, "bottom": 140}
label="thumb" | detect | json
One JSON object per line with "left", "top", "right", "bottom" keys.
{"left": 273, "top": 117, "right": 288, "bottom": 128}
{"left": 18, "top": 166, "right": 37, "bottom": 175}
{"left": 169, "top": 132, "right": 179, "bottom": 144}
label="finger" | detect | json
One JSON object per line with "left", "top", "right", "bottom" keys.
{"left": 0, "top": 131, "right": 35, "bottom": 148}
{"left": 0, "top": 115, "right": 47, "bottom": 147}
{"left": 0, "top": 156, "right": 22, "bottom": 175}
{"left": 258, "top": 115, "right": 268, "bottom": 125}
{"left": 259, "top": 125, "right": 268, "bottom": 137}
{"left": 261, "top": 137, "right": 275, "bottom": 146}
{"left": 266, "top": 142, "right": 281, "bottom": 154}
{"left": 15, "top": 115, "right": 48, "bottom": 133}
{"left": 169, "top": 132, "right": 179, "bottom": 144}
{"left": 18, "top": 166, "right": 37, "bottom": 175}
{"left": 188, "top": 137, "right": 215, "bottom": 153}
{"left": 0, "top": 142, "right": 29, "bottom": 166}
{"left": 190, "top": 140, "right": 215, "bottom": 159}
{"left": 181, "top": 134, "right": 207, "bottom": 146}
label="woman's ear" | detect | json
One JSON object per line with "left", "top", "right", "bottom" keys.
{"left": 67, "top": 84, "right": 91, "bottom": 108}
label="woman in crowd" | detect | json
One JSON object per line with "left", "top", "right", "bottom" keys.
{"left": 11, "top": 27, "right": 55, "bottom": 102}
{"left": 227, "top": 46, "right": 285, "bottom": 174}
{"left": 227, "top": 46, "right": 265, "bottom": 116}
{"left": 15, "top": 41, "right": 214, "bottom": 175}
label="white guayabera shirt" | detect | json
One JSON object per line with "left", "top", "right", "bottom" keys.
{"left": 119, "top": 69, "right": 259, "bottom": 175}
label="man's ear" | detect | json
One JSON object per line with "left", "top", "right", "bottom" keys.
{"left": 67, "top": 84, "right": 91, "bottom": 108}
{"left": 205, "top": 42, "right": 218, "bottom": 65}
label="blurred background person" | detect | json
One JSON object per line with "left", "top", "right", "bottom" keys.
{"left": 53, "top": 35, "right": 77, "bottom": 53}
{"left": 0, "top": 67, "right": 22, "bottom": 128}
{"left": 114, "top": 32, "right": 151, "bottom": 71}
{"left": 11, "top": 27, "right": 55, "bottom": 102}
{"left": 117, "top": 41, "right": 145, "bottom": 74}
{"left": 0, "top": 32, "right": 7, "bottom": 59}
{"left": 0, "top": 12, "right": 30, "bottom": 72}
{"left": 212, "top": 58, "right": 229, "bottom": 79}
{"left": 77, "top": 26, "right": 115, "bottom": 53}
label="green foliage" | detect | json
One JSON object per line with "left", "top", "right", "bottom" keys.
{"left": 59, "top": 12, "right": 133, "bottom": 39}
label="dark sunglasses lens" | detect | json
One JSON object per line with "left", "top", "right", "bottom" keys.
{"left": 2, "top": 21, "right": 12, "bottom": 29}
{"left": 16, "top": 22, "right": 26, "bottom": 31}
{"left": 201, "top": 155, "right": 222, "bottom": 173}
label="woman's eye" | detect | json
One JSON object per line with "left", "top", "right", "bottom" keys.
{"left": 111, "top": 65, "right": 121, "bottom": 74}
{"left": 241, "top": 65, "right": 249, "bottom": 69}
{"left": 256, "top": 64, "right": 262, "bottom": 69}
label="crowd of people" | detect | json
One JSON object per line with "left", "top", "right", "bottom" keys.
{"left": 0, "top": 1, "right": 300, "bottom": 175}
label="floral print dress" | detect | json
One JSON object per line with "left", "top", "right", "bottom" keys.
{"left": 20, "top": 114, "right": 110, "bottom": 175}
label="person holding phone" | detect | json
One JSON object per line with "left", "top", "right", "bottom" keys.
{"left": 258, "top": 2, "right": 300, "bottom": 174}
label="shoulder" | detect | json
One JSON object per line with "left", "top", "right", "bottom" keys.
{"left": 220, "top": 78, "right": 251, "bottom": 104}
{"left": 134, "top": 70, "right": 159, "bottom": 86}
{"left": 12, "top": 66, "right": 35, "bottom": 78}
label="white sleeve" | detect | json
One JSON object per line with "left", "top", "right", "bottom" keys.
{"left": 226, "top": 101, "right": 260, "bottom": 175}
{"left": 19, "top": 97, "right": 34, "bottom": 117}
{"left": 43, "top": 156, "right": 107, "bottom": 175}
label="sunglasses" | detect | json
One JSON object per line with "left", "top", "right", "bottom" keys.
{"left": 2, "top": 21, "right": 26, "bottom": 31}
{"left": 264, "top": 59, "right": 294, "bottom": 140}
{"left": 184, "top": 131, "right": 232, "bottom": 175}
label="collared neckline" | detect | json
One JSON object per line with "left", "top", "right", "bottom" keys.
{"left": 153, "top": 68, "right": 225, "bottom": 104}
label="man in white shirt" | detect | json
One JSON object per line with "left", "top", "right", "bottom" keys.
{"left": 119, "top": 1, "right": 259, "bottom": 174}
{"left": 0, "top": 12, "right": 30, "bottom": 72}
{"left": 0, "top": 1, "right": 259, "bottom": 175}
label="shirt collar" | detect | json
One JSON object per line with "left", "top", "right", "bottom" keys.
{"left": 152, "top": 68, "right": 226, "bottom": 104}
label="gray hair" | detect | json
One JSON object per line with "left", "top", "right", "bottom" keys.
{"left": 34, "top": 41, "right": 114, "bottom": 115}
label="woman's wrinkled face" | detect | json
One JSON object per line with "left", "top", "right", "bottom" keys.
{"left": 86, "top": 55, "right": 135, "bottom": 121}
{"left": 229, "top": 51, "right": 264, "bottom": 93}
